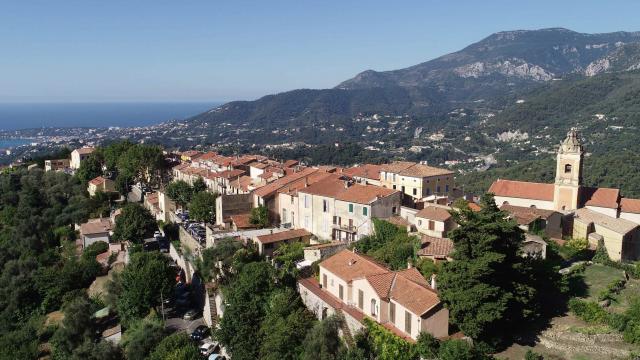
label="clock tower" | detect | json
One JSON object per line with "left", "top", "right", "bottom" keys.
{"left": 553, "top": 128, "right": 583, "bottom": 211}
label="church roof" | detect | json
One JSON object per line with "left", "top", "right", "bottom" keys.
{"left": 488, "top": 179, "right": 554, "bottom": 202}
{"left": 581, "top": 187, "right": 620, "bottom": 209}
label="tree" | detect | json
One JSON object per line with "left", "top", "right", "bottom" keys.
{"left": 249, "top": 205, "right": 269, "bottom": 228}
{"left": 196, "top": 237, "right": 243, "bottom": 282}
{"left": 189, "top": 191, "right": 216, "bottom": 223}
{"left": 51, "top": 295, "right": 97, "bottom": 357}
{"left": 192, "top": 176, "right": 207, "bottom": 193}
{"left": 301, "top": 315, "right": 345, "bottom": 360}
{"left": 165, "top": 180, "right": 193, "bottom": 208}
{"left": 112, "top": 203, "right": 157, "bottom": 243}
{"left": 68, "top": 339, "right": 123, "bottom": 360}
{"left": 148, "top": 332, "right": 200, "bottom": 360}
{"left": 525, "top": 350, "right": 544, "bottom": 360}
{"left": 592, "top": 238, "right": 611, "bottom": 264}
{"left": 76, "top": 153, "right": 103, "bottom": 184}
{"left": 258, "top": 288, "right": 315, "bottom": 360}
{"left": 437, "top": 339, "right": 490, "bottom": 360}
{"left": 121, "top": 313, "right": 166, "bottom": 360}
{"left": 216, "top": 262, "right": 275, "bottom": 359}
{"left": 415, "top": 332, "right": 440, "bottom": 359}
{"left": 114, "top": 251, "right": 175, "bottom": 326}
{"left": 438, "top": 193, "right": 536, "bottom": 347}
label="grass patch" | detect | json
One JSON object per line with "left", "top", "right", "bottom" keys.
{"left": 583, "top": 264, "right": 625, "bottom": 301}
{"left": 569, "top": 325, "right": 613, "bottom": 335}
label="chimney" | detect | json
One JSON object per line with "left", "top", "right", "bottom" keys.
{"left": 270, "top": 229, "right": 274, "bottom": 234}
{"left": 304, "top": 177, "right": 308, "bottom": 187}
{"left": 430, "top": 274, "right": 437, "bottom": 290}
{"left": 348, "top": 258, "right": 355, "bottom": 266}
{"left": 407, "top": 261, "right": 412, "bottom": 269}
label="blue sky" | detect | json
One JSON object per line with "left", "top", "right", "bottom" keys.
{"left": 2, "top": 0, "right": 639, "bottom": 103}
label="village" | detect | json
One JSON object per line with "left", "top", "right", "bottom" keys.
{"left": 32, "top": 128, "right": 640, "bottom": 359}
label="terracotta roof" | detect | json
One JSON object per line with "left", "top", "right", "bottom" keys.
{"left": 621, "top": 198, "right": 640, "bottom": 214}
{"left": 218, "top": 169, "right": 245, "bottom": 179}
{"left": 343, "top": 164, "right": 382, "bottom": 180}
{"left": 230, "top": 214, "right": 253, "bottom": 229}
{"left": 80, "top": 218, "right": 113, "bottom": 236}
{"left": 488, "top": 179, "right": 554, "bottom": 201}
{"left": 396, "top": 267, "right": 430, "bottom": 287}
{"left": 197, "top": 152, "right": 219, "bottom": 161}
{"left": 574, "top": 208, "right": 638, "bottom": 234}
{"left": 255, "top": 228, "right": 312, "bottom": 245}
{"left": 365, "top": 272, "right": 396, "bottom": 299}
{"left": 390, "top": 274, "right": 440, "bottom": 315}
{"left": 253, "top": 168, "right": 319, "bottom": 198}
{"left": 418, "top": 236, "right": 454, "bottom": 258}
{"left": 581, "top": 187, "right": 620, "bottom": 209}
{"left": 335, "top": 184, "right": 398, "bottom": 205}
{"left": 386, "top": 216, "right": 410, "bottom": 227}
{"left": 381, "top": 161, "right": 453, "bottom": 178}
{"left": 415, "top": 205, "right": 452, "bottom": 222}
{"left": 74, "top": 147, "right": 95, "bottom": 155}
{"left": 298, "top": 176, "right": 349, "bottom": 198}
{"left": 500, "top": 204, "right": 557, "bottom": 225}
{"left": 305, "top": 241, "right": 346, "bottom": 250}
{"left": 249, "top": 162, "right": 269, "bottom": 169}
{"left": 320, "top": 249, "right": 389, "bottom": 283}
{"left": 283, "top": 160, "right": 299, "bottom": 168}
{"left": 89, "top": 176, "right": 107, "bottom": 186}
{"left": 468, "top": 202, "right": 481, "bottom": 212}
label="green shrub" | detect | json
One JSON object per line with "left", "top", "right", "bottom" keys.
{"left": 568, "top": 299, "right": 609, "bottom": 324}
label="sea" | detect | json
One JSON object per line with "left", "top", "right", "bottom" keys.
{"left": 0, "top": 102, "right": 220, "bottom": 131}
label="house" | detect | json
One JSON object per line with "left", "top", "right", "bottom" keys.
{"left": 180, "top": 150, "right": 202, "bottom": 162}
{"left": 573, "top": 208, "right": 640, "bottom": 261}
{"left": 342, "top": 164, "right": 383, "bottom": 186}
{"left": 230, "top": 214, "right": 254, "bottom": 231}
{"left": 45, "top": 158, "right": 70, "bottom": 172}
{"left": 253, "top": 228, "right": 313, "bottom": 257}
{"left": 215, "top": 193, "right": 253, "bottom": 227}
{"left": 80, "top": 218, "right": 113, "bottom": 248}
{"left": 88, "top": 176, "right": 116, "bottom": 197}
{"left": 500, "top": 204, "right": 566, "bottom": 239}
{"left": 70, "top": 147, "right": 95, "bottom": 170}
{"left": 522, "top": 234, "right": 547, "bottom": 259}
{"left": 418, "top": 236, "right": 454, "bottom": 261}
{"left": 292, "top": 177, "right": 401, "bottom": 242}
{"left": 303, "top": 242, "right": 349, "bottom": 263}
{"left": 298, "top": 249, "right": 449, "bottom": 341}
{"left": 380, "top": 161, "right": 454, "bottom": 200}
{"left": 414, "top": 204, "right": 455, "bottom": 238}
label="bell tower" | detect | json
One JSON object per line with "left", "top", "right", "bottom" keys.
{"left": 553, "top": 128, "right": 583, "bottom": 211}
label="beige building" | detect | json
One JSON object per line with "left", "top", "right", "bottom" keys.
{"left": 70, "top": 147, "right": 95, "bottom": 170}
{"left": 88, "top": 176, "right": 115, "bottom": 197}
{"left": 414, "top": 204, "right": 455, "bottom": 238}
{"left": 253, "top": 228, "right": 313, "bottom": 257}
{"left": 292, "top": 177, "right": 401, "bottom": 242}
{"left": 573, "top": 208, "right": 640, "bottom": 261}
{"left": 80, "top": 218, "right": 113, "bottom": 248}
{"left": 299, "top": 249, "right": 449, "bottom": 341}
{"left": 379, "top": 161, "right": 454, "bottom": 200}
{"left": 45, "top": 158, "right": 70, "bottom": 172}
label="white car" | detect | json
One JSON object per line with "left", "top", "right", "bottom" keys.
{"left": 200, "top": 342, "right": 218, "bottom": 356}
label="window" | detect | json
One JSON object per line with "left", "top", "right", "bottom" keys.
{"left": 413, "top": 188, "right": 417, "bottom": 196}
{"left": 436, "top": 186, "right": 441, "bottom": 193}
{"left": 371, "top": 299, "right": 377, "bottom": 316}
{"left": 363, "top": 207, "right": 368, "bottom": 216}
{"left": 282, "top": 209, "right": 287, "bottom": 223}
{"left": 304, "top": 216, "right": 310, "bottom": 228}
{"left": 291, "top": 212, "right": 295, "bottom": 226}
{"left": 349, "top": 203, "right": 354, "bottom": 213}
{"left": 392, "top": 174, "right": 396, "bottom": 182}
{"left": 322, "top": 274, "right": 327, "bottom": 288}
{"left": 290, "top": 196, "right": 294, "bottom": 204}
{"left": 445, "top": 184, "right": 449, "bottom": 193}
{"left": 392, "top": 185, "right": 396, "bottom": 190}
{"left": 565, "top": 164, "right": 572, "bottom": 173}
{"left": 418, "top": 219, "right": 422, "bottom": 226}
{"left": 426, "top": 188, "right": 431, "bottom": 195}
{"left": 339, "top": 285, "right": 344, "bottom": 300}
{"left": 358, "top": 290, "right": 364, "bottom": 309}
{"left": 405, "top": 311, "right": 412, "bottom": 333}
{"left": 304, "top": 195, "right": 310, "bottom": 208}
{"left": 392, "top": 206, "right": 397, "bottom": 214}
{"left": 401, "top": 186, "right": 405, "bottom": 193}
{"left": 333, "top": 216, "right": 337, "bottom": 225}
{"left": 428, "top": 220, "right": 435, "bottom": 230}
{"left": 323, "top": 199, "right": 329, "bottom": 212}
{"left": 390, "top": 302, "right": 396, "bottom": 324}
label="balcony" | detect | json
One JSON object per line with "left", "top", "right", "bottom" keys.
{"left": 332, "top": 224, "right": 357, "bottom": 233}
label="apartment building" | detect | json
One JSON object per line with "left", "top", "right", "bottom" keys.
{"left": 379, "top": 161, "right": 454, "bottom": 200}
{"left": 298, "top": 249, "right": 449, "bottom": 341}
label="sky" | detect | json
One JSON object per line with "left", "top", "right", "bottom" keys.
{"left": 1, "top": 0, "right": 640, "bottom": 103}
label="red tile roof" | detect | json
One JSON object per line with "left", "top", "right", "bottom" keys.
{"left": 343, "top": 164, "right": 383, "bottom": 180}
{"left": 80, "top": 218, "right": 113, "bottom": 236}
{"left": 75, "top": 147, "right": 95, "bottom": 155}
{"left": 418, "top": 236, "right": 454, "bottom": 258}
{"left": 321, "top": 249, "right": 389, "bottom": 283}
{"left": 488, "top": 179, "right": 555, "bottom": 201}
{"left": 253, "top": 168, "right": 320, "bottom": 198}
{"left": 581, "top": 187, "right": 620, "bottom": 209}
{"left": 500, "top": 204, "right": 558, "bottom": 225}
{"left": 621, "top": 198, "right": 640, "bottom": 214}
{"left": 335, "top": 184, "right": 398, "bottom": 205}
{"left": 283, "top": 160, "right": 299, "bottom": 168}
{"left": 381, "top": 161, "right": 453, "bottom": 177}
{"left": 89, "top": 176, "right": 107, "bottom": 186}
{"left": 415, "top": 205, "right": 452, "bottom": 222}
{"left": 230, "top": 214, "right": 253, "bottom": 229}
{"left": 255, "top": 228, "right": 312, "bottom": 245}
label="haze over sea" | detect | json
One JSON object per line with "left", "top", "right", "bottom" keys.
{"left": 0, "top": 102, "right": 219, "bottom": 131}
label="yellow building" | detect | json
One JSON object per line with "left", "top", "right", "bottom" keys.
{"left": 379, "top": 161, "right": 454, "bottom": 200}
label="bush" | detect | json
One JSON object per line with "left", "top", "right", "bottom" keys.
{"left": 592, "top": 239, "right": 611, "bottom": 264}
{"left": 597, "top": 279, "right": 626, "bottom": 302}
{"left": 568, "top": 299, "right": 609, "bottom": 324}
{"left": 82, "top": 241, "right": 109, "bottom": 260}
{"left": 525, "top": 349, "right": 544, "bottom": 360}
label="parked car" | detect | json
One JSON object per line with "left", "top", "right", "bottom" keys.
{"left": 183, "top": 309, "right": 201, "bottom": 321}
{"left": 190, "top": 325, "right": 210, "bottom": 341}
{"left": 208, "top": 354, "right": 226, "bottom": 360}
{"left": 199, "top": 342, "right": 219, "bottom": 356}
{"left": 154, "top": 230, "right": 162, "bottom": 238}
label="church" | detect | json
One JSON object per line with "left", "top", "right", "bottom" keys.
{"left": 489, "top": 129, "right": 640, "bottom": 261}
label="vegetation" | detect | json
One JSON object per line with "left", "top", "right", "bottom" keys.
{"left": 0, "top": 169, "right": 106, "bottom": 359}
{"left": 165, "top": 180, "right": 193, "bottom": 208}
{"left": 355, "top": 218, "right": 421, "bottom": 270}
{"left": 249, "top": 205, "right": 269, "bottom": 228}
{"left": 438, "top": 194, "right": 564, "bottom": 349}
{"left": 147, "top": 332, "right": 200, "bottom": 360}
{"left": 188, "top": 190, "right": 217, "bottom": 223}
{"left": 112, "top": 203, "right": 157, "bottom": 243}
{"left": 120, "top": 313, "right": 166, "bottom": 360}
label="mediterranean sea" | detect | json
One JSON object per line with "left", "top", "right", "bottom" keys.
{"left": 0, "top": 102, "right": 220, "bottom": 131}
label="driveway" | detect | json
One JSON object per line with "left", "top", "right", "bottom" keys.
{"left": 165, "top": 315, "right": 205, "bottom": 334}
